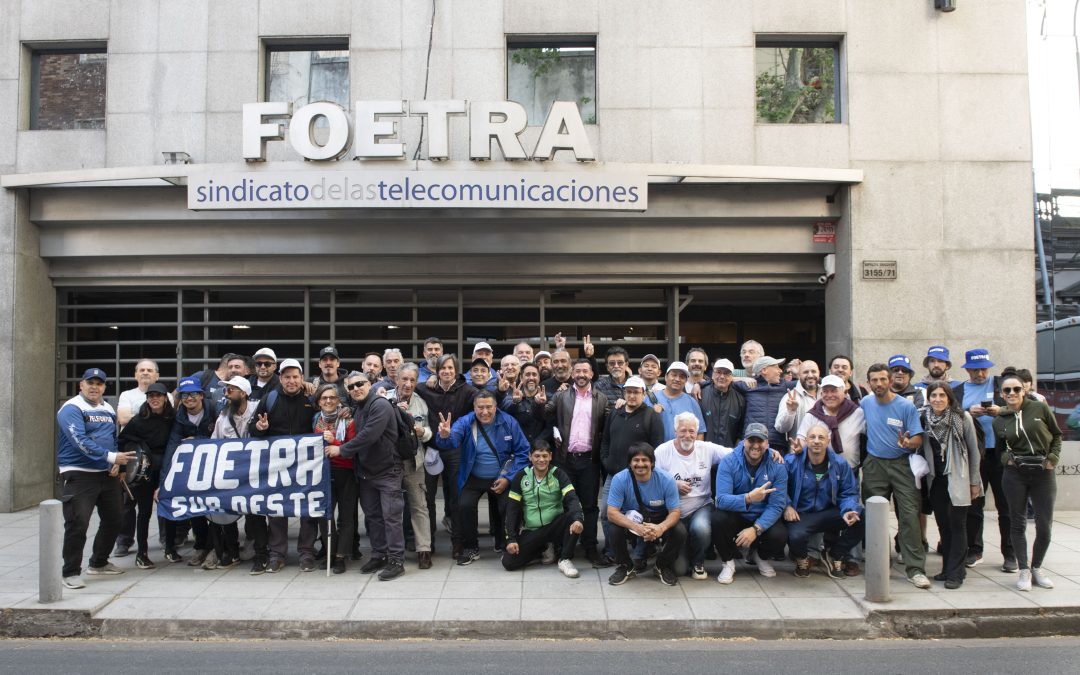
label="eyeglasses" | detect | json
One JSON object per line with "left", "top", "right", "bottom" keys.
{"left": 890, "top": 367, "right": 909, "bottom": 374}
{"left": 346, "top": 382, "right": 367, "bottom": 391}
{"left": 1002, "top": 386, "right": 1023, "bottom": 395}
{"left": 255, "top": 361, "right": 274, "bottom": 367}
{"left": 179, "top": 392, "right": 201, "bottom": 399}
{"left": 319, "top": 395, "right": 339, "bottom": 402}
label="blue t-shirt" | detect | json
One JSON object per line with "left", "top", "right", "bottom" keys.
{"left": 860, "top": 394, "right": 923, "bottom": 460}
{"left": 607, "top": 468, "right": 681, "bottom": 515}
{"left": 470, "top": 423, "right": 501, "bottom": 480}
{"left": 655, "top": 390, "right": 706, "bottom": 441}
{"left": 960, "top": 379, "right": 997, "bottom": 449}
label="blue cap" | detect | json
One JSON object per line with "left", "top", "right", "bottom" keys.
{"left": 81, "top": 367, "right": 107, "bottom": 383}
{"left": 962, "top": 349, "right": 994, "bottom": 370}
{"left": 923, "top": 345, "right": 951, "bottom": 367}
{"left": 177, "top": 377, "right": 203, "bottom": 393}
{"left": 888, "top": 354, "right": 914, "bottom": 374}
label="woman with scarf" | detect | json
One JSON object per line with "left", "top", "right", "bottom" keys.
{"left": 995, "top": 373, "right": 1063, "bottom": 592}
{"left": 316, "top": 382, "right": 358, "bottom": 574}
{"left": 795, "top": 374, "right": 865, "bottom": 470}
{"left": 919, "top": 382, "right": 981, "bottom": 588}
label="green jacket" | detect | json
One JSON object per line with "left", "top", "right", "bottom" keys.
{"left": 504, "top": 466, "right": 583, "bottom": 542}
{"left": 993, "top": 398, "right": 1063, "bottom": 467}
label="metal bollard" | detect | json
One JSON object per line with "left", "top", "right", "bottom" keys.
{"left": 38, "top": 499, "right": 64, "bottom": 603}
{"left": 864, "top": 496, "right": 891, "bottom": 603}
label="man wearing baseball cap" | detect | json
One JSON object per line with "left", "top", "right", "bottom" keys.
{"left": 711, "top": 422, "right": 789, "bottom": 583}
{"left": 56, "top": 368, "right": 136, "bottom": 589}
{"left": 654, "top": 361, "right": 706, "bottom": 442}
{"left": 734, "top": 356, "right": 797, "bottom": 452}
{"left": 953, "top": 348, "right": 1014, "bottom": 571}
{"left": 249, "top": 348, "right": 279, "bottom": 403}
{"left": 796, "top": 374, "right": 866, "bottom": 471}
{"left": 888, "top": 355, "right": 925, "bottom": 408}
{"left": 700, "top": 359, "right": 745, "bottom": 447}
{"left": 916, "top": 345, "right": 959, "bottom": 389}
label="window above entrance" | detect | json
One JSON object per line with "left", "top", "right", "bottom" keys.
{"left": 507, "top": 36, "right": 597, "bottom": 126}
{"left": 27, "top": 45, "right": 107, "bottom": 130}
{"left": 264, "top": 39, "right": 350, "bottom": 113}
{"left": 754, "top": 37, "right": 842, "bottom": 124}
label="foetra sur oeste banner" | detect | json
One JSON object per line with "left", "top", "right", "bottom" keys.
{"left": 157, "top": 435, "right": 330, "bottom": 521}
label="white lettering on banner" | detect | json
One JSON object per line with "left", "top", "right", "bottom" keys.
{"left": 188, "top": 170, "right": 647, "bottom": 211}
{"left": 246, "top": 439, "right": 268, "bottom": 488}
{"left": 188, "top": 443, "right": 216, "bottom": 491}
{"left": 268, "top": 439, "right": 296, "bottom": 488}
{"left": 294, "top": 436, "right": 324, "bottom": 486}
{"left": 242, "top": 99, "right": 594, "bottom": 162}
{"left": 214, "top": 441, "right": 241, "bottom": 490}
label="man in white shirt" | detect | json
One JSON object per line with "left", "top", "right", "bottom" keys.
{"left": 116, "top": 359, "right": 162, "bottom": 428}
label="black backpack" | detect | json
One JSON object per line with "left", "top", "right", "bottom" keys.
{"left": 381, "top": 397, "right": 419, "bottom": 464}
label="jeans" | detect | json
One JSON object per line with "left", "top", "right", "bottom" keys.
{"left": 1002, "top": 464, "right": 1056, "bottom": 570}
{"left": 457, "top": 474, "right": 507, "bottom": 551}
{"left": 786, "top": 507, "right": 864, "bottom": 561}
{"left": 426, "top": 446, "right": 461, "bottom": 550}
{"left": 561, "top": 453, "right": 600, "bottom": 551}
{"left": 968, "top": 448, "right": 1013, "bottom": 560}
{"left": 609, "top": 519, "right": 687, "bottom": 571}
{"left": 501, "top": 512, "right": 581, "bottom": 570}
{"left": 862, "top": 454, "right": 925, "bottom": 577}
{"left": 674, "top": 505, "right": 714, "bottom": 576}
{"left": 358, "top": 464, "right": 406, "bottom": 563}
{"left": 330, "top": 466, "right": 357, "bottom": 558}
{"left": 711, "top": 510, "right": 787, "bottom": 562}
{"left": 928, "top": 475, "right": 969, "bottom": 582}
{"left": 61, "top": 471, "right": 123, "bottom": 577}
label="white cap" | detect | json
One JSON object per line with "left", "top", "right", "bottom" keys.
{"left": 536, "top": 351, "right": 552, "bottom": 359}
{"left": 253, "top": 347, "right": 277, "bottom": 362}
{"left": 712, "top": 358, "right": 735, "bottom": 372}
{"left": 221, "top": 376, "right": 252, "bottom": 396}
{"left": 666, "top": 361, "right": 690, "bottom": 375}
{"left": 623, "top": 376, "right": 646, "bottom": 390}
{"left": 472, "top": 341, "right": 493, "bottom": 354}
{"left": 279, "top": 358, "right": 303, "bottom": 374}
{"left": 424, "top": 447, "right": 445, "bottom": 476}
{"left": 820, "top": 374, "right": 845, "bottom": 389}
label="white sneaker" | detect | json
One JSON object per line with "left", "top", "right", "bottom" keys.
{"left": 748, "top": 550, "right": 776, "bottom": 578}
{"left": 909, "top": 572, "right": 931, "bottom": 589}
{"left": 557, "top": 558, "right": 580, "bottom": 579}
{"left": 85, "top": 563, "right": 124, "bottom": 576}
{"left": 62, "top": 575, "right": 85, "bottom": 589}
{"left": 691, "top": 564, "right": 708, "bottom": 580}
{"left": 1032, "top": 568, "right": 1055, "bottom": 589}
{"left": 541, "top": 543, "right": 557, "bottom": 565}
{"left": 1016, "top": 569, "right": 1032, "bottom": 591}
{"left": 717, "top": 560, "right": 736, "bottom": 584}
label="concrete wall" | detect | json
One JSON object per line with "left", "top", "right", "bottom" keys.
{"left": 0, "top": 0, "right": 1038, "bottom": 508}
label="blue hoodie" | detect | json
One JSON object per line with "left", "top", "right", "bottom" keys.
{"left": 714, "top": 442, "right": 788, "bottom": 530}
{"left": 56, "top": 395, "right": 117, "bottom": 472}
{"left": 783, "top": 448, "right": 861, "bottom": 516}
{"left": 435, "top": 409, "right": 530, "bottom": 491}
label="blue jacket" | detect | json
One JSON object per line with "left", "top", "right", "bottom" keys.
{"left": 735, "top": 377, "right": 795, "bottom": 448}
{"left": 162, "top": 407, "right": 214, "bottom": 483}
{"left": 56, "top": 395, "right": 117, "bottom": 472}
{"left": 783, "top": 448, "right": 861, "bottom": 515}
{"left": 435, "top": 409, "right": 530, "bottom": 491}
{"left": 714, "top": 443, "right": 788, "bottom": 530}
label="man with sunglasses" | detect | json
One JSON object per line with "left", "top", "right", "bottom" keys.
{"left": 248, "top": 348, "right": 279, "bottom": 403}
{"left": 888, "top": 355, "right": 925, "bottom": 408}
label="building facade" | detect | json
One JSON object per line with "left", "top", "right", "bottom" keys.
{"left": 0, "top": 0, "right": 1035, "bottom": 511}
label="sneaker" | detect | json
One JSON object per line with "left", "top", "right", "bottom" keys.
{"left": 691, "top": 564, "right": 708, "bottom": 581}
{"left": 493, "top": 544, "right": 503, "bottom": 554}
{"left": 843, "top": 560, "right": 861, "bottom": 577}
{"left": 113, "top": 542, "right": 132, "bottom": 558}
{"left": 541, "top": 543, "right": 557, "bottom": 565}
{"left": 332, "top": 555, "right": 347, "bottom": 575}
{"left": 299, "top": 556, "right": 316, "bottom": 572}
{"left": 965, "top": 551, "right": 982, "bottom": 568}
{"left": 1017, "top": 568, "right": 1032, "bottom": 591}
{"left": 794, "top": 557, "right": 812, "bottom": 578}
{"left": 558, "top": 558, "right": 580, "bottom": 579}
{"left": 1002, "top": 557, "right": 1019, "bottom": 573}
{"left": 200, "top": 550, "right": 218, "bottom": 570}
{"left": 378, "top": 561, "right": 405, "bottom": 581}
{"left": 821, "top": 551, "right": 841, "bottom": 579}
{"left": 62, "top": 575, "right": 85, "bottom": 589}
{"left": 249, "top": 557, "right": 268, "bottom": 576}
{"left": 187, "top": 549, "right": 209, "bottom": 567}
{"left": 908, "top": 572, "right": 931, "bottom": 589}
{"left": 455, "top": 549, "right": 480, "bottom": 566}
{"left": 217, "top": 556, "right": 240, "bottom": 570}
{"left": 361, "top": 557, "right": 388, "bottom": 574}
{"left": 632, "top": 558, "right": 648, "bottom": 573}
{"left": 163, "top": 551, "right": 183, "bottom": 564}
{"left": 608, "top": 564, "right": 635, "bottom": 586}
{"left": 591, "top": 552, "right": 616, "bottom": 569}
{"left": 265, "top": 558, "right": 285, "bottom": 574}
{"left": 655, "top": 565, "right": 677, "bottom": 586}
{"left": 1032, "top": 568, "right": 1055, "bottom": 589}
{"left": 944, "top": 578, "right": 963, "bottom": 589}
{"left": 717, "top": 560, "right": 736, "bottom": 584}
{"left": 85, "top": 563, "right": 124, "bottom": 576}
{"left": 748, "top": 550, "right": 776, "bottom": 578}
{"left": 135, "top": 553, "right": 156, "bottom": 570}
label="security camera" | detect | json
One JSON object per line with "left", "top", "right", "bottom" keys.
{"left": 818, "top": 253, "right": 836, "bottom": 285}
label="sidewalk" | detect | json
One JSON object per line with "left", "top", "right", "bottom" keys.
{"left": 3, "top": 506, "right": 1080, "bottom": 640}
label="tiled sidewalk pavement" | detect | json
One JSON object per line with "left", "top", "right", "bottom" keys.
{"left": 3, "top": 506, "right": 1080, "bottom": 632}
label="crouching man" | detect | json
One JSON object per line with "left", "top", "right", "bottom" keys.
{"left": 605, "top": 443, "right": 687, "bottom": 586}
{"left": 784, "top": 423, "right": 864, "bottom": 578}
{"left": 502, "top": 440, "right": 585, "bottom": 578}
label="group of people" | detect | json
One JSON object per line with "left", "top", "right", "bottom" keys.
{"left": 56, "top": 337, "right": 1062, "bottom": 595}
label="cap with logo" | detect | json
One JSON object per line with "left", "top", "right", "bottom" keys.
{"left": 222, "top": 375, "right": 252, "bottom": 396}
{"left": 751, "top": 356, "right": 786, "bottom": 376}
{"left": 177, "top": 377, "right": 203, "bottom": 394}
{"left": 923, "top": 345, "right": 951, "bottom": 368}
{"left": 888, "top": 354, "right": 914, "bottom": 374}
{"left": 253, "top": 347, "right": 277, "bottom": 362}
{"left": 820, "top": 374, "right": 845, "bottom": 389}
{"left": 743, "top": 422, "right": 769, "bottom": 440}
{"left": 712, "top": 358, "right": 735, "bottom": 372}
{"left": 319, "top": 346, "right": 340, "bottom": 360}
{"left": 961, "top": 349, "right": 994, "bottom": 370}
{"left": 279, "top": 358, "right": 303, "bottom": 373}
{"left": 81, "top": 367, "right": 108, "bottom": 383}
